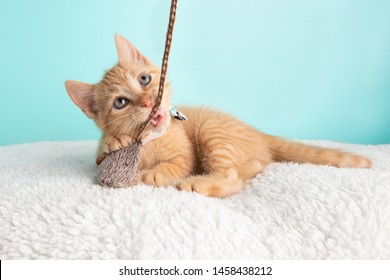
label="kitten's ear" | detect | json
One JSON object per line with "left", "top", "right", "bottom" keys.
{"left": 115, "top": 33, "right": 151, "bottom": 64}
{"left": 65, "top": 80, "right": 97, "bottom": 119}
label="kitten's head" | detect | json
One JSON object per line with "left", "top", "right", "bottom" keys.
{"left": 65, "top": 34, "right": 172, "bottom": 140}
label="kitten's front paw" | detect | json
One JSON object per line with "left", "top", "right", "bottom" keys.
{"left": 138, "top": 170, "right": 172, "bottom": 187}
{"left": 102, "top": 135, "right": 133, "bottom": 154}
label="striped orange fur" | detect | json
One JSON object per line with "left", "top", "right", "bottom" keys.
{"left": 65, "top": 34, "right": 371, "bottom": 198}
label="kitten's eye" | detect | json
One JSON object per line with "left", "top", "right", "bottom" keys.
{"left": 114, "top": 97, "right": 129, "bottom": 109}
{"left": 139, "top": 73, "right": 151, "bottom": 86}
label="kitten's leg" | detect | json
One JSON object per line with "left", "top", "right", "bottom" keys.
{"left": 137, "top": 126, "right": 194, "bottom": 187}
{"left": 176, "top": 159, "right": 264, "bottom": 197}
{"left": 100, "top": 134, "right": 134, "bottom": 154}
{"left": 96, "top": 134, "right": 135, "bottom": 165}
{"left": 175, "top": 168, "right": 244, "bottom": 198}
{"left": 138, "top": 159, "right": 192, "bottom": 187}
{"left": 176, "top": 140, "right": 265, "bottom": 197}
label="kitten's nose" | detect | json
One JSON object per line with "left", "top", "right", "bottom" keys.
{"left": 139, "top": 95, "right": 154, "bottom": 108}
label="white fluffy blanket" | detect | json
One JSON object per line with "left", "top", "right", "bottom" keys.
{"left": 0, "top": 140, "right": 389, "bottom": 259}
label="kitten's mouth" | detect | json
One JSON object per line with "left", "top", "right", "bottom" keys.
{"left": 150, "top": 112, "right": 165, "bottom": 127}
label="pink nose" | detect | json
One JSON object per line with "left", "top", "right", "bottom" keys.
{"left": 139, "top": 96, "right": 154, "bottom": 108}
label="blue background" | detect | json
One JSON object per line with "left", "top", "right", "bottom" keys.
{"left": 1, "top": 0, "right": 389, "bottom": 146}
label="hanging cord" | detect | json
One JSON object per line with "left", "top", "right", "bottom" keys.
{"left": 136, "top": 0, "right": 178, "bottom": 141}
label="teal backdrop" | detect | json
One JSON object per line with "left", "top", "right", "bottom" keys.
{"left": 1, "top": 0, "right": 389, "bottom": 146}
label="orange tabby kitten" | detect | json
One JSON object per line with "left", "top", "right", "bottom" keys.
{"left": 65, "top": 34, "right": 371, "bottom": 197}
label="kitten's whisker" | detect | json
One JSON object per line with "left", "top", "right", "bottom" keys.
{"left": 125, "top": 120, "right": 141, "bottom": 141}
{"left": 105, "top": 112, "right": 141, "bottom": 145}
{"left": 104, "top": 112, "right": 140, "bottom": 138}
{"left": 127, "top": 117, "right": 140, "bottom": 135}
{"left": 128, "top": 121, "right": 140, "bottom": 141}
{"left": 105, "top": 118, "right": 131, "bottom": 144}
{"left": 123, "top": 112, "right": 144, "bottom": 137}
{"left": 103, "top": 111, "right": 144, "bottom": 129}
{"left": 102, "top": 113, "right": 132, "bottom": 128}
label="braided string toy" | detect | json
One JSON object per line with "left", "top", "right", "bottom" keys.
{"left": 97, "top": 0, "right": 178, "bottom": 187}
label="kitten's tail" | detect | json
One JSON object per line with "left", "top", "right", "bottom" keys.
{"left": 268, "top": 136, "right": 372, "bottom": 168}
